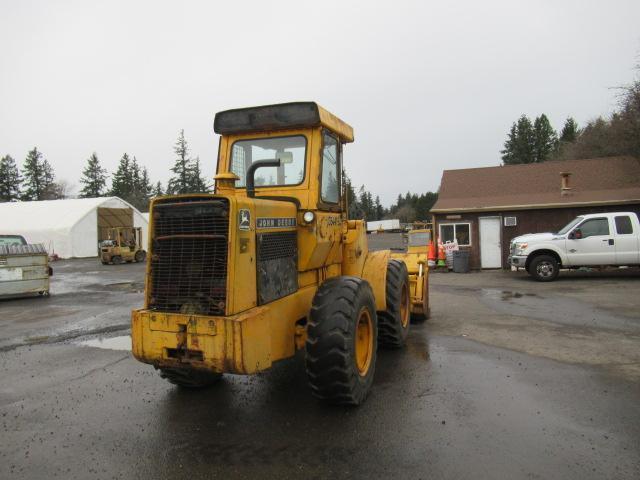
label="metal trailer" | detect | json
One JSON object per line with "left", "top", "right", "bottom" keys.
{"left": 0, "top": 244, "right": 50, "bottom": 299}
{"left": 366, "top": 219, "right": 401, "bottom": 233}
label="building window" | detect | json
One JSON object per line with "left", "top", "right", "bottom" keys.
{"left": 439, "top": 223, "right": 471, "bottom": 246}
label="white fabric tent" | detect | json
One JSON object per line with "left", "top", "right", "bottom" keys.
{"left": 0, "top": 197, "right": 148, "bottom": 258}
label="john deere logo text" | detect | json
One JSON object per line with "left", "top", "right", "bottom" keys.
{"left": 256, "top": 217, "right": 296, "bottom": 229}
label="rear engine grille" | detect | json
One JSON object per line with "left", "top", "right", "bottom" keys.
{"left": 150, "top": 198, "right": 229, "bottom": 316}
{"left": 257, "top": 231, "right": 297, "bottom": 261}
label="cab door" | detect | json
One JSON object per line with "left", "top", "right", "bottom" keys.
{"left": 565, "top": 217, "right": 616, "bottom": 265}
{"left": 613, "top": 214, "right": 640, "bottom": 264}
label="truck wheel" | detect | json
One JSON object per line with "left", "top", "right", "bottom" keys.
{"left": 305, "top": 276, "right": 378, "bottom": 405}
{"left": 529, "top": 255, "right": 559, "bottom": 282}
{"left": 112, "top": 255, "right": 123, "bottom": 265}
{"left": 134, "top": 250, "right": 146, "bottom": 262}
{"left": 378, "top": 260, "right": 410, "bottom": 348}
{"left": 158, "top": 367, "right": 222, "bottom": 388}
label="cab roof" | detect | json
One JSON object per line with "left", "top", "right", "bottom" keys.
{"left": 214, "top": 102, "right": 354, "bottom": 143}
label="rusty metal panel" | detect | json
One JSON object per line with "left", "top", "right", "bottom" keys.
{"left": 256, "top": 231, "right": 298, "bottom": 304}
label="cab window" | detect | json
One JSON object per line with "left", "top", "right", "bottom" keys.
{"left": 230, "top": 135, "right": 306, "bottom": 187}
{"left": 320, "top": 132, "right": 340, "bottom": 204}
{"left": 577, "top": 218, "right": 609, "bottom": 238}
{"left": 615, "top": 216, "right": 633, "bottom": 234}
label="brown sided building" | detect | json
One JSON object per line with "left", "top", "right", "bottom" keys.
{"left": 430, "top": 156, "right": 640, "bottom": 269}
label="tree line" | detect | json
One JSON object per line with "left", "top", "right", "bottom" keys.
{"left": 344, "top": 174, "right": 438, "bottom": 223}
{"left": 501, "top": 67, "right": 640, "bottom": 164}
{"left": 0, "top": 129, "right": 210, "bottom": 211}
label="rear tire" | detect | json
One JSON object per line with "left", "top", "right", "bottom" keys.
{"left": 529, "top": 255, "right": 559, "bottom": 282}
{"left": 112, "top": 255, "right": 123, "bottom": 265}
{"left": 305, "top": 276, "right": 378, "bottom": 405}
{"left": 158, "top": 367, "right": 222, "bottom": 388}
{"left": 378, "top": 260, "right": 411, "bottom": 348}
{"left": 134, "top": 250, "right": 146, "bottom": 262}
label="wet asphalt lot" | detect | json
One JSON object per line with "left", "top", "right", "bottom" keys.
{"left": 1, "top": 239, "right": 640, "bottom": 479}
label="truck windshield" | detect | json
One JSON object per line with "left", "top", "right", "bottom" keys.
{"left": 230, "top": 135, "right": 306, "bottom": 187}
{"left": 0, "top": 235, "right": 27, "bottom": 246}
{"left": 557, "top": 217, "right": 583, "bottom": 235}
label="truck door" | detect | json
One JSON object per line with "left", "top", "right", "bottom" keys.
{"left": 565, "top": 217, "right": 616, "bottom": 266}
{"left": 613, "top": 214, "right": 639, "bottom": 264}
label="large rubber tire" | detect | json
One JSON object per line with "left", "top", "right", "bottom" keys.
{"left": 529, "top": 254, "right": 559, "bottom": 282}
{"left": 112, "top": 255, "right": 123, "bottom": 265}
{"left": 378, "top": 260, "right": 411, "bottom": 348}
{"left": 305, "top": 276, "right": 378, "bottom": 405}
{"left": 158, "top": 367, "right": 222, "bottom": 388}
{"left": 134, "top": 250, "right": 146, "bottom": 263}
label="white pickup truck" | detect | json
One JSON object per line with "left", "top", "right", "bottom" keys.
{"left": 509, "top": 212, "right": 640, "bottom": 281}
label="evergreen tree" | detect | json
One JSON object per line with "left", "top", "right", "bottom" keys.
{"left": 22, "top": 147, "right": 55, "bottom": 200}
{"left": 167, "top": 129, "right": 193, "bottom": 194}
{"left": 532, "top": 114, "right": 558, "bottom": 163}
{"left": 110, "top": 153, "right": 133, "bottom": 199}
{"left": 188, "top": 156, "right": 210, "bottom": 193}
{"left": 559, "top": 117, "right": 579, "bottom": 143}
{"left": 79, "top": 152, "right": 108, "bottom": 198}
{"left": 0, "top": 155, "right": 22, "bottom": 202}
{"left": 501, "top": 115, "right": 536, "bottom": 164}
{"left": 152, "top": 181, "right": 164, "bottom": 197}
{"left": 374, "top": 195, "right": 384, "bottom": 221}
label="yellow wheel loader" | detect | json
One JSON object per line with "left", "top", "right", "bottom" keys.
{"left": 100, "top": 227, "right": 146, "bottom": 265}
{"left": 131, "top": 102, "right": 430, "bottom": 404}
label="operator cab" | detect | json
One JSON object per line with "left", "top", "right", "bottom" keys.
{"left": 213, "top": 102, "right": 354, "bottom": 212}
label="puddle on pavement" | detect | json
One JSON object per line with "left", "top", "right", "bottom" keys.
{"left": 482, "top": 289, "right": 537, "bottom": 301}
{"left": 480, "top": 288, "right": 638, "bottom": 331}
{"left": 76, "top": 335, "right": 131, "bottom": 351}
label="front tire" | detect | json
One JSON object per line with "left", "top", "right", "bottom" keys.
{"left": 305, "top": 276, "right": 378, "bottom": 405}
{"left": 134, "top": 250, "right": 146, "bottom": 262}
{"left": 378, "top": 260, "right": 411, "bottom": 348}
{"left": 529, "top": 255, "right": 559, "bottom": 282}
{"left": 158, "top": 367, "right": 222, "bottom": 388}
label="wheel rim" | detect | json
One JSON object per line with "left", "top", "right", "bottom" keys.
{"left": 355, "top": 307, "right": 374, "bottom": 376}
{"left": 537, "top": 261, "right": 554, "bottom": 277}
{"left": 400, "top": 283, "right": 410, "bottom": 328}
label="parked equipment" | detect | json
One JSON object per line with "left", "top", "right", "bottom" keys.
{"left": 131, "top": 102, "right": 428, "bottom": 405}
{"left": 367, "top": 219, "right": 401, "bottom": 233}
{"left": 0, "top": 243, "right": 51, "bottom": 299}
{"left": 390, "top": 229, "right": 431, "bottom": 320}
{"left": 100, "top": 227, "right": 146, "bottom": 265}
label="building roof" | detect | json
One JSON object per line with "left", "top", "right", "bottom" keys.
{"left": 0, "top": 197, "right": 135, "bottom": 230}
{"left": 430, "top": 156, "right": 640, "bottom": 213}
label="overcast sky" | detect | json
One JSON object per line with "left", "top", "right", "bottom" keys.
{"left": 1, "top": 0, "right": 639, "bottom": 206}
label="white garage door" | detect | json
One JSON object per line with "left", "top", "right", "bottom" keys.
{"left": 479, "top": 217, "right": 502, "bottom": 268}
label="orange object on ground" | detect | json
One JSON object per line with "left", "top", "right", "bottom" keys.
{"left": 428, "top": 240, "right": 436, "bottom": 261}
{"left": 437, "top": 240, "right": 446, "bottom": 267}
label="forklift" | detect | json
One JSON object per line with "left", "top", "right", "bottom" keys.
{"left": 100, "top": 227, "right": 146, "bottom": 265}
